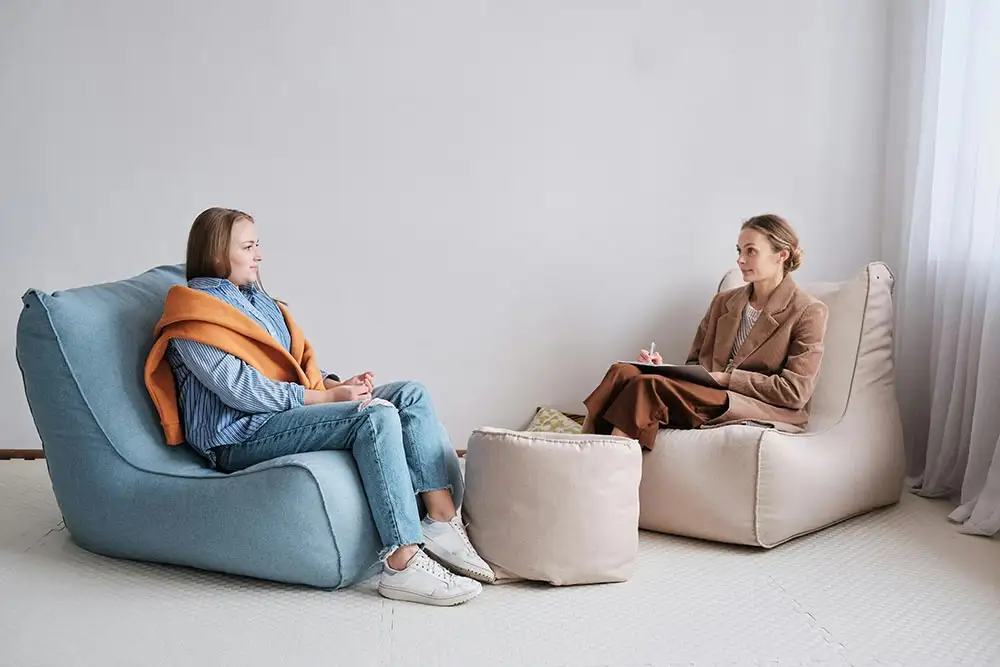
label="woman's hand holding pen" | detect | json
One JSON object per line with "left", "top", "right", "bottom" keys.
{"left": 638, "top": 341, "right": 662, "bottom": 365}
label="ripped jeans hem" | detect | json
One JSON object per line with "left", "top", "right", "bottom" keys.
{"left": 378, "top": 542, "right": 424, "bottom": 564}
{"left": 413, "top": 483, "right": 453, "bottom": 496}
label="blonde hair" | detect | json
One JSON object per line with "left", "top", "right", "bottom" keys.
{"left": 741, "top": 214, "right": 803, "bottom": 273}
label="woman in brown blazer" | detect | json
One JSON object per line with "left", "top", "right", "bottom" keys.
{"left": 583, "top": 214, "right": 829, "bottom": 449}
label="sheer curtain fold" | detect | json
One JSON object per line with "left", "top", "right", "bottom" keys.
{"left": 889, "top": 0, "right": 1000, "bottom": 536}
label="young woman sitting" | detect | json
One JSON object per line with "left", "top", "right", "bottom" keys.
{"left": 145, "top": 207, "right": 492, "bottom": 606}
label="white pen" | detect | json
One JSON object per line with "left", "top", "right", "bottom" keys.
{"left": 649, "top": 341, "right": 656, "bottom": 363}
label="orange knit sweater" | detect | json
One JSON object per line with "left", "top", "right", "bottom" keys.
{"left": 144, "top": 286, "right": 325, "bottom": 445}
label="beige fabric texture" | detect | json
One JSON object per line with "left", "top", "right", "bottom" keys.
{"left": 639, "top": 262, "right": 906, "bottom": 547}
{"left": 463, "top": 428, "right": 642, "bottom": 585}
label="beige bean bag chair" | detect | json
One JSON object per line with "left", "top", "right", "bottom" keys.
{"left": 639, "top": 262, "right": 906, "bottom": 547}
{"left": 463, "top": 428, "right": 642, "bottom": 585}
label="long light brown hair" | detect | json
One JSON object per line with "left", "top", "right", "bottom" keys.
{"left": 185, "top": 207, "right": 272, "bottom": 294}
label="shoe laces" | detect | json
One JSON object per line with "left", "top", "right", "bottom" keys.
{"left": 448, "top": 516, "right": 477, "bottom": 554}
{"left": 412, "top": 551, "right": 459, "bottom": 586}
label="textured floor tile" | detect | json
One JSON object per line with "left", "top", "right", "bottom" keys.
{"left": 750, "top": 495, "right": 1000, "bottom": 667}
{"left": 0, "top": 460, "right": 62, "bottom": 551}
{"left": 0, "top": 524, "right": 384, "bottom": 667}
{"left": 383, "top": 534, "right": 848, "bottom": 667}
{"left": 2, "top": 461, "right": 999, "bottom": 667}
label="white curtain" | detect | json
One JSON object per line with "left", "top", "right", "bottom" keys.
{"left": 887, "top": 0, "right": 1000, "bottom": 536}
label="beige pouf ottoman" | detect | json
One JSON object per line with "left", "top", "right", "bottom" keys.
{"left": 462, "top": 428, "right": 642, "bottom": 586}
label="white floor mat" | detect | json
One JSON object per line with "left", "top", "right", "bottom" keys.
{"left": 1, "top": 460, "right": 998, "bottom": 667}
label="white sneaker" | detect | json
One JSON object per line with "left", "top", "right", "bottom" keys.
{"left": 422, "top": 515, "right": 496, "bottom": 583}
{"left": 377, "top": 549, "right": 482, "bottom": 606}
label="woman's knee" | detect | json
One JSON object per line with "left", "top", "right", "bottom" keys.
{"left": 388, "top": 380, "right": 430, "bottom": 409}
{"left": 616, "top": 374, "right": 660, "bottom": 401}
{"left": 633, "top": 374, "right": 666, "bottom": 393}
{"left": 609, "top": 362, "right": 641, "bottom": 380}
{"left": 362, "top": 403, "right": 403, "bottom": 436}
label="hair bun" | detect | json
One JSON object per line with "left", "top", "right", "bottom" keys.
{"left": 786, "top": 246, "right": 804, "bottom": 272}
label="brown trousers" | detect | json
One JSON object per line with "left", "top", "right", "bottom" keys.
{"left": 582, "top": 363, "right": 729, "bottom": 449}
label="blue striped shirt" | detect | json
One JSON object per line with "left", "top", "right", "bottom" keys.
{"left": 165, "top": 277, "right": 330, "bottom": 465}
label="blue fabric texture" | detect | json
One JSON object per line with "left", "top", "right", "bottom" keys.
{"left": 15, "top": 264, "right": 464, "bottom": 589}
{"left": 216, "top": 381, "right": 455, "bottom": 558}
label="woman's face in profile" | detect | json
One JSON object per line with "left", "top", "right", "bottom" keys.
{"left": 736, "top": 228, "right": 785, "bottom": 283}
{"left": 227, "top": 218, "right": 262, "bottom": 287}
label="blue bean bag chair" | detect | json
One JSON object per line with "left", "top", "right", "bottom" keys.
{"left": 15, "top": 264, "right": 464, "bottom": 588}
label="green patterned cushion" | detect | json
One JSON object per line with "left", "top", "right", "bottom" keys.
{"left": 526, "top": 407, "right": 583, "bottom": 434}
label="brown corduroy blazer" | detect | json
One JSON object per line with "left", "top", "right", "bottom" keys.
{"left": 686, "top": 276, "right": 829, "bottom": 430}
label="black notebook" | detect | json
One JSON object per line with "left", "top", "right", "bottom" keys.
{"left": 619, "top": 362, "right": 723, "bottom": 388}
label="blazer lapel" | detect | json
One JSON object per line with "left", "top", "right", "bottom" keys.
{"left": 730, "top": 277, "right": 798, "bottom": 368}
{"left": 730, "top": 312, "right": 779, "bottom": 368}
{"left": 713, "top": 287, "right": 748, "bottom": 370}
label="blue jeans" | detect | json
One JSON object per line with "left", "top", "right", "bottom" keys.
{"left": 214, "top": 381, "right": 452, "bottom": 557}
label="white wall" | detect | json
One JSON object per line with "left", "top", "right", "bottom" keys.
{"left": 1, "top": 0, "right": 889, "bottom": 450}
